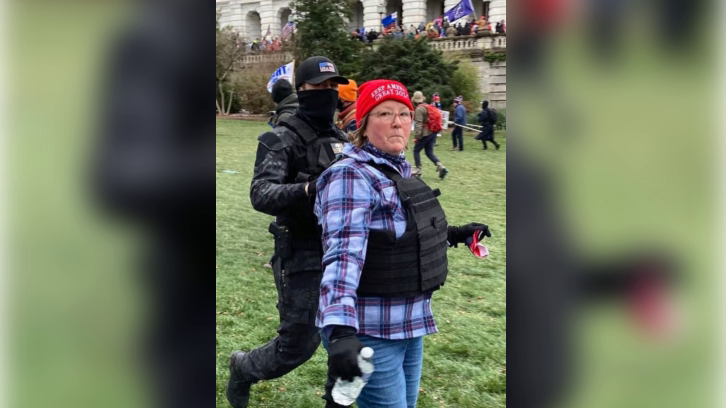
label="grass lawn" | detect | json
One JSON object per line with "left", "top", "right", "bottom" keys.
{"left": 216, "top": 119, "right": 506, "bottom": 408}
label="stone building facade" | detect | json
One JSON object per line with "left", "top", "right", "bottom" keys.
{"left": 217, "top": 0, "right": 505, "bottom": 41}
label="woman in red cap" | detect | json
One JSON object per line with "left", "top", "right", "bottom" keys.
{"left": 313, "top": 79, "right": 491, "bottom": 407}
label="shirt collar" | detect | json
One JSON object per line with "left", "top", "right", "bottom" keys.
{"left": 341, "top": 142, "right": 411, "bottom": 177}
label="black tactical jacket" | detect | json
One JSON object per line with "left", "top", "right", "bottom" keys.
{"left": 249, "top": 114, "right": 347, "bottom": 272}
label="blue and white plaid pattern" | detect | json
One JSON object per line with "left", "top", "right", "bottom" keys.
{"left": 314, "top": 143, "right": 439, "bottom": 339}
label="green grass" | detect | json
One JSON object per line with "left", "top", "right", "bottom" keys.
{"left": 216, "top": 119, "right": 506, "bottom": 408}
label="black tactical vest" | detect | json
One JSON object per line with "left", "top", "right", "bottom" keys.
{"left": 356, "top": 163, "right": 449, "bottom": 298}
{"left": 273, "top": 116, "right": 347, "bottom": 244}
{"left": 279, "top": 116, "right": 347, "bottom": 180}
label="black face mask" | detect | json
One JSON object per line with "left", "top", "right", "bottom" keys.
{"left": 336, "top": 99, "right": 345, "bottom": 112}
{"left": 296, "top": 89, "right": 339, "bottom": 130}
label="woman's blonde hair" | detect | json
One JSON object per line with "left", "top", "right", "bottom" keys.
{"left": 347, "top": 115, "right": 369, "bottom": 148}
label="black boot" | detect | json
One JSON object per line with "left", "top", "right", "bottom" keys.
{"left": 226, "top": 351, "right": 252, "bottom": 408}
{"left": 494, "top": 142, "right": 500, "bottom": 150}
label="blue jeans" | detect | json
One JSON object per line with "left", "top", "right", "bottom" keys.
{"left": 322, "top": 333, "right": 425, "bottom": 408}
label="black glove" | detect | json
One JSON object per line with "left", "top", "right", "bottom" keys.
{"left": 448, "top": 223, "right": 491, "bottom": 247}
{"left": 328, "top": 325, "right": 364, "bottom": 382}
{"left": 304, "top": 175, "right": 319, "bottom": 206}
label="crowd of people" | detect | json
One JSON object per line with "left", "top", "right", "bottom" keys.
{"left": 243, "top": 36, "right": 292, "bottom": 53}
{"left": 351, "top": 16, "right": 506, "bottom": 43}
{"left": 227, "top": 55, "right": 499, "bottom": 408}
{"left": 241, "top": 16, "right": 506, "bottom": 52}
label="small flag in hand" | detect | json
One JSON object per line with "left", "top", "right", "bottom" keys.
{"left": 466, "top": 230, "right": 489, "bottom": 258}
{"left": 281, "top": 22, "right": 295, "bottom": 39}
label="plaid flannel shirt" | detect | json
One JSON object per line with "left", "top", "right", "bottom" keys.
{"left": 314, "top": 142, "right": 438, "bottom": 339}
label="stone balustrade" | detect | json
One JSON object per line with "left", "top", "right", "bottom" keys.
{"left": 427, "top": 33, "right": 506, "bottom": 52}
{"left": 240, "top": 52, "right": 294, "bottom": 65}
{"left": 237, "top": 34, "right": 506, "bottom": 109}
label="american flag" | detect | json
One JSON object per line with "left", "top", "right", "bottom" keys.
{"left": 281, "top": 22, "right": 295, "bottom": 39}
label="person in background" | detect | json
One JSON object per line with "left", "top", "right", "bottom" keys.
{"left": 432, "top": 93, "right": 443, "bottom": 144}
{"left": 475, "top": 100, "right": 500, "bottom": 150}
{"left": 446, "top": 24, "right": 457, "bottom": 37}
{"left": 269, "top": 79, "right": 298, "bottom": 128}
{"left": 432, "top": 92, "right": 442, "bottom": 110}
{"left": 451, "top": 96, "right": 466, "bottom": 151}
{"left": 407, "top": 24, "right": 416, "bottom": 37}
{"left": 226, "top": 56, "right": 349, "bottom": 408}
{"left": 411, "top": 91, "right": 448, "bottom": 178}
{"left": 336, "top": 79, "right": 358, "bottom": 133}
{"left": 471, "top": 21, "right": 479, "bottom": 35}
{"left": 477, "top": 16, "right": 489, "bottom": 33}
{"left": 314, "top": 79, "right": 491, "bottom": 408}
{"left": 366, "top": 29, "right": 377, "bottom": 43}
{"left": 459, "top": 23, "right": 469, "bottom": 36}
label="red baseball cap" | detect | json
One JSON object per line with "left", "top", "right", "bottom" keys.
{"left": 356, "top": 79, "right": 414, "bottom": 125}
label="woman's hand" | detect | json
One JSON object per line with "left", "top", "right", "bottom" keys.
{"left": 448, "top": 223, "right": 491, "bottom": 247}
{"left": 328, "top": 325, "right": 364, "bottom": 382}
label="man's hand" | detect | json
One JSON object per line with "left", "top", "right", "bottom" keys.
{"left": 328, "top": 326, "right": 364, "bottom": 382}
{"left": 448, "top": 223, "right": 491, "bottom": 246}
{"left": 305, "top": 176, "right": 318, "bottom": 203}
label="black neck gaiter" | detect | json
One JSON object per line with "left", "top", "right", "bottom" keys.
{"left": 296, "top": 89, "right": 339, "bottom": 132}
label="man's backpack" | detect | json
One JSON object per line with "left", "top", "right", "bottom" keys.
{"left": 423, "top": 104, "right": 443, "bottom": 132}
{"left": 488, "top": 108, "right": 498, "bottom": 125}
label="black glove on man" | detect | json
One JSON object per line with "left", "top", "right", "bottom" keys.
{"left": 306, "top": 177, "right": 317, "bottom": 199}
{"left": 448, "top": 223, "right": 491, "bottom": 247}
{"left": 328, "top": 325, "right": 364, "bottom": 382}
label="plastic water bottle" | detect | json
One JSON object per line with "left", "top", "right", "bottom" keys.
{"left": 331, "top": 347, "right": 375, "bottom": 405}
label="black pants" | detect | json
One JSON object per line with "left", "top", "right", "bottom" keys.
{"left": 482, "top": 137, "right": 500, "bottom": 149}
{"left": 477, "top": 127, "right": 500, "bottom": 149}
{"left": 234, "top": 255, "right": 322, "bottom": 384}
{"left": 413, "top": 132, "right": 441, "bottom": 167}
{"left": 452, "top": 125, "right": 463, "bottom": 150}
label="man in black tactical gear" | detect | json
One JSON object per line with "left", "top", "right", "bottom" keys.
{"left": 269, "top": 79, "right": 298, "bottom": 128}
{"left": 225, "top": 56, "right": 349, "bottom": 408}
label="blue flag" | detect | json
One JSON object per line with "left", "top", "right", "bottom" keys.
{"left": 381, "top": 12, "right": 397, "bottom": 27}
{"left": 443, "top": 0, "right": 474, "bottom": 23}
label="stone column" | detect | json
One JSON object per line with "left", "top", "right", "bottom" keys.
{"left": 487, "top": 0, "right": 506, "bottom": 26}
{"left": 218, "top": 1, "right": 244, "bottom": 31}
{"left": 402, "top": 0, "right": 426, "bottom": 28}
{"left": 258, "top": 0, "right": 277, "bottom": 40}
{"left": 363, "top": 0, "right": 384, "bottom": 33}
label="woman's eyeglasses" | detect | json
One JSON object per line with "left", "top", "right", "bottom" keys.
{"left": 370, "top": 111, "right": 414, "bottom": 123}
